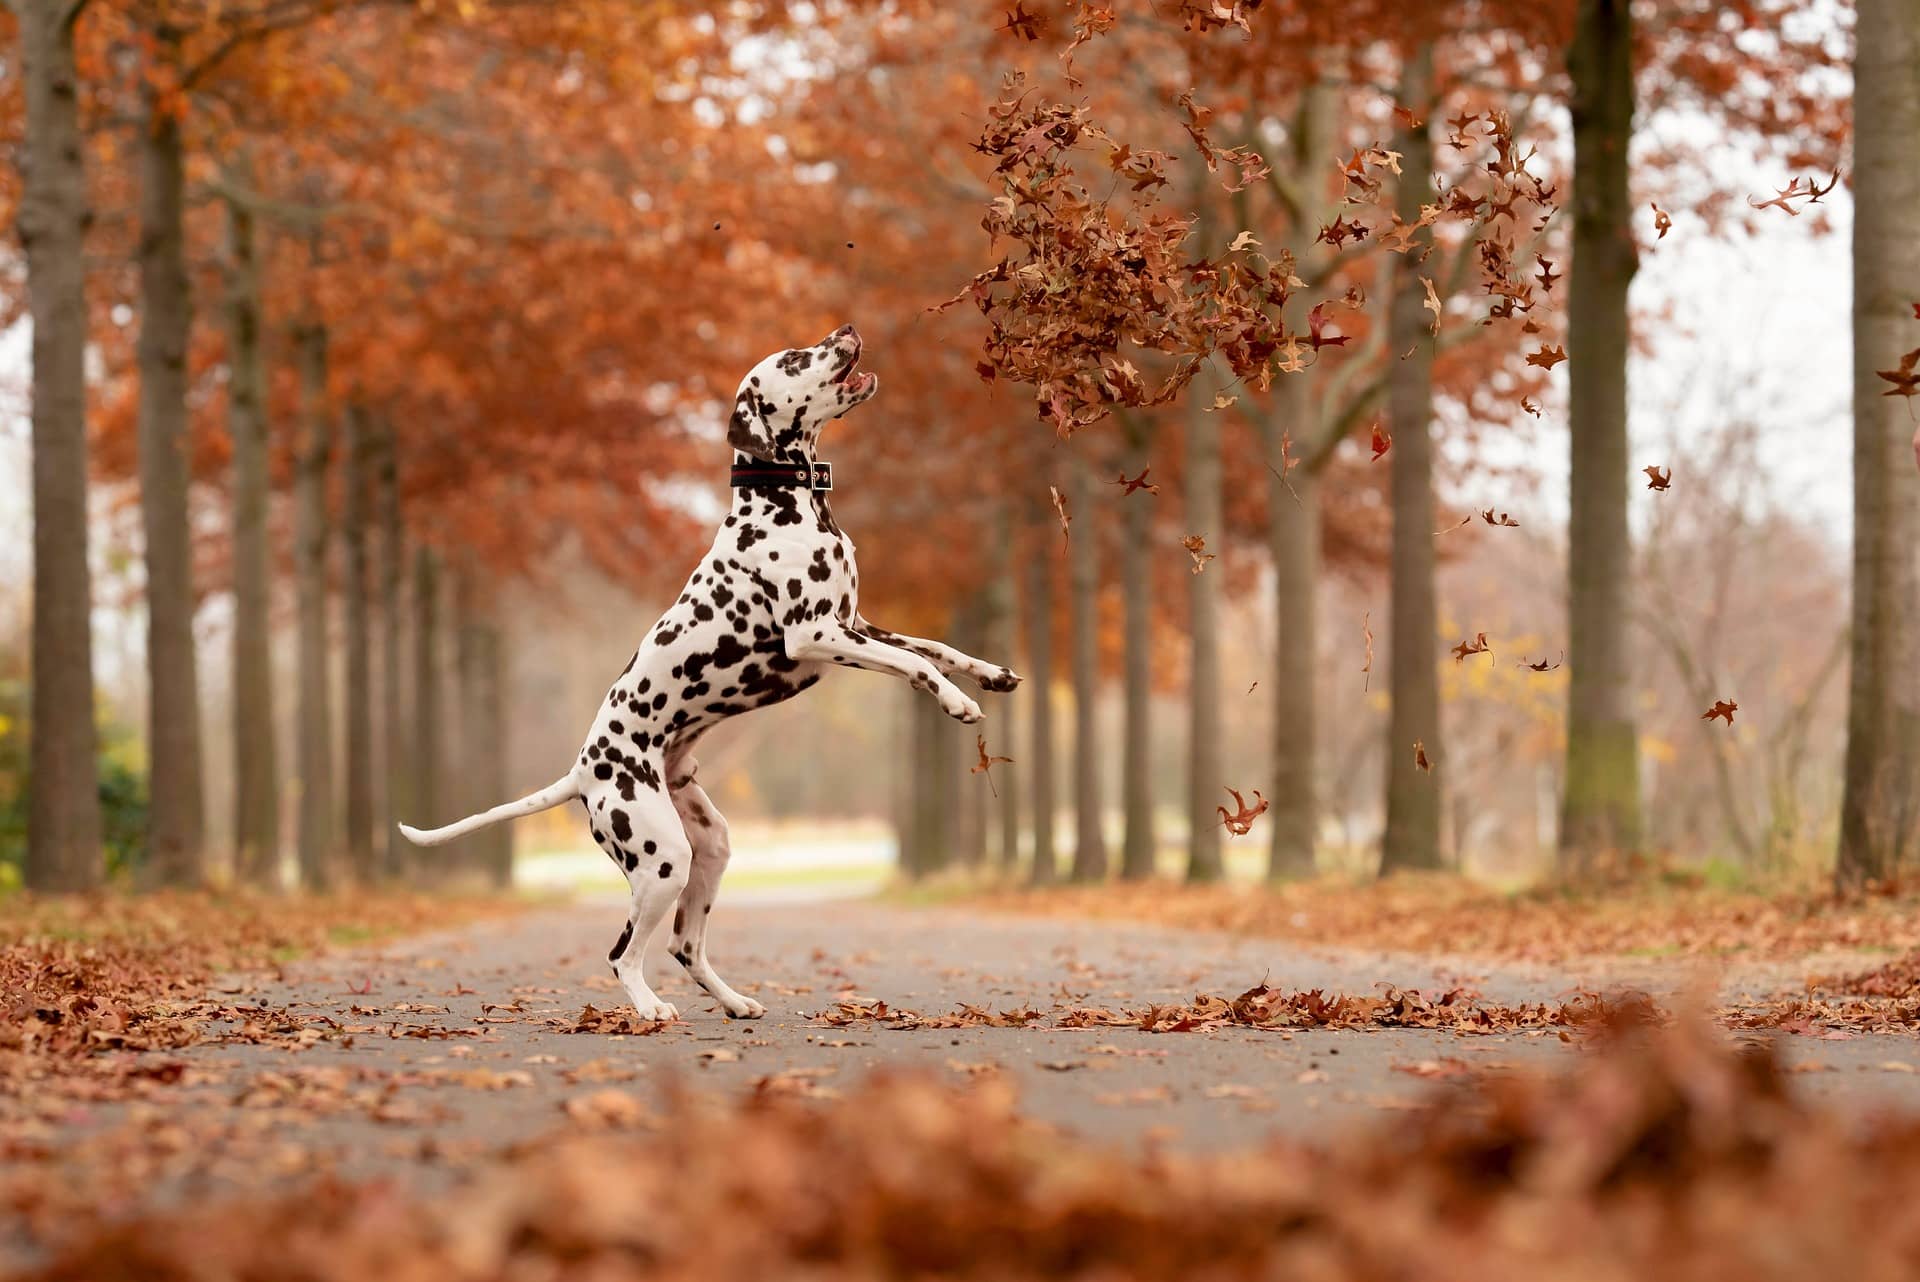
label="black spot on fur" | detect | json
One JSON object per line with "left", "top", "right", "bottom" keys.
{"left": 658, "top": 861, "right": 674, "bottom": 879}
{"left": 608, "top": 920, "right": 634, "bottom": 963}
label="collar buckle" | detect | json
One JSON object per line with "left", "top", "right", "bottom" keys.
{"left": 811, "top": 461, "right": 834, "bottom": 492}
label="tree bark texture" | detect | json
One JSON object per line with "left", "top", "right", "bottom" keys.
{"left": 293, "top": 324, "right": 334, "bottom": 891}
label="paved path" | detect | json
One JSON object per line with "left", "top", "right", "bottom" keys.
{"left": 176, "top": 896, "right": 1920, "bottom": 1167}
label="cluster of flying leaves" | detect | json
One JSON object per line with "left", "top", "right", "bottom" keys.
{"left": 31, "top": 1013, "right": 1920, "bottom": 1282}
{"left": 938, "top": 72, "right": 1288, "bottom": 436}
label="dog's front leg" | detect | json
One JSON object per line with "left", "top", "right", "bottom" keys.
{"left": 787, "top": 624, "right": 984, "bottom": 723}
{"left": 853, "top": 616, "right": 1022, "bottom": 693}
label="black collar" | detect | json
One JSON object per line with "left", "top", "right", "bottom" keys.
{"left": 730, "top": 460, "right": 833, "bottom": 492}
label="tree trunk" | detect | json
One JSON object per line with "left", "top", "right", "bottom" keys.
{"left": 1560, "top": 0, "right": 1643, "bottom": 875}
{"left": 1186, "top": 385, "right": 1225, "bottom": 882}
{"left": 453, "top": 571, "right": 509, "bottom": 884}
{"left": 293, "top": 323, "right": 334, "bottom": 891}
{"left": 1118, "top": 425, "right": 1156, "bottom": 880}
{"left": 20, "top": 0, "right": 103, "bottom": 892}
{"left": 377, "top": 417, "right": 408, "bottom": 881}
{"left": 1024, "top": 511, "right": 1058, "bottom": 885}
{"left": 341, "top": 403, "right": 375, "bottom": 881}
{"left": 1068, "top": 455, "right": 1108, "bottom": 882}
{"left": 955, "top": 600, "right": 991, "bottom": 868}
{"left": 1264, "top": 381, "right": 1322, "bottom": 879}
{"left": 224, "top": 182, "right": 278, "bottom": 888}
{"left": 136, "top": 35, "right": 205, "bottom": 887}
{"left": 1836, "top": 0, "right": 1920, "bottom": 888}
{"left": 1379, "top": 47, "right": 1445, "bottom": 875}
{"left": 411, "top": 543, "right": 443, "bottom": 870}
{"left": 993, "top": 510, "right": 1022, "bottom": 870}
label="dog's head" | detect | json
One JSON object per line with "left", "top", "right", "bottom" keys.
{"left": 727, "top": 325, "right": 879, "bottom": 461}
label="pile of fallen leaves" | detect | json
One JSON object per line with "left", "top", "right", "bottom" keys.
{"left": 23, "top": 1014, "right": 1920, "bottom": 1281}
{"left": 811, "top": 981, "right": 1654, "bottom": 1036}
{"left": 958, "top": 872, "right": 1920, "bottom": 963}
{"left": 1, "top": 890, "right": 513, "bottom": 1097}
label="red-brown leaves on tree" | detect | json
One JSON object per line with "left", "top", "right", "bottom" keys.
{"left": 1702, "top": 699, "right": 1739, "bottom": 726}
{"left": 1644, "top": 465, "right": 1673, "bottom": 491}
{"left": 1452, "top": 632, "right": 1492, "bottom": 663}
{"left": 1217, "top": 787, "right": 1269, "bottom": 836}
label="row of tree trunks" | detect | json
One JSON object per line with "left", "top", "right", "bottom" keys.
{"left": 20, "top": 0, "right": 104, "bottom": 891}
{"left": 1378, "top": 46, "right": 1444, "bottom": 874}
{"left": 136, "top": 27, "right": 205, "bottom": 887}
{"left": 1117, "top": 422, "right": 1156, "bottom": 880}
{"left": 293, "top": 324, "right": 335, "bottom": 891}
{"left": 1068, "top": 454, "right": 1108, "bottom": 882}
{"left": 342, "top": 404, "right": 377, "bottom": 881}
{"left": 1023, "top": 494, "right": 1058, "bottom": 884}
{"left": 455, "top": 571, "right": 513, "bottom": 887}
{"left": 224, "top": 181, "right": 280, "bottom": 887}
{"left": 1185, "top": 375, "right": 1225, "bottom": 882}
{"left": 379, "top": 419, "right": 410, "bottom": 880}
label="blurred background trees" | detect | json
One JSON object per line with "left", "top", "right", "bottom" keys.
{"left": 0, "top": 0, "right": 1905, "bottom": 897}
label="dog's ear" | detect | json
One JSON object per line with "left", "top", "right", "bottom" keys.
{"left": 728, "top": 389, "right": 778, "bottom": 461}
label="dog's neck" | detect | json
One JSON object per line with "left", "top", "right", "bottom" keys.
{"left": 728, "top": 446, "right": 832, "bottom": 520}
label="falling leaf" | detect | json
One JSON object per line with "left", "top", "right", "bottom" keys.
{"left": 1049, "top": 485, "right": 1071, "bottom": 544}
{"left": 1369, "top": 419, "right": 1392, "bottom": 461}
{"left": 1520, "top": 396, "right": 1542, "bottom": 417}
{"left": 1748, "top": 170, "right": 1841, "bottom": 216}
{"left": 1217, "top": 787, "right": 1269, "bottom": 836}
{"left": 1534, "top": 257, "right": 1560, "bottom": 292}
{"left": 1480, "top": 509, "right": 1520, "bottom": 527}
{"left": 1435, "top": 514, "right": 1473, "bottom": 535}
{"left": 971, "top": 735, "right": 1014, "bottom": 796}
{"left": 1306, "top": 301, "right": 1352, "bottom": 351}
{"left": 999, "top": 1, "right": 1046, "bottom": 40}
{"left": 1246, "top": 680, "right": 1258, "bottom": 694}
{"left": 1111, "top": 467, "right": 1160, "bottom": 496}
{"left": 1451, "top": 632, "right": 1492, "bottom": 664}
{"left": 1644, "top": 465, "right": 1672, "bottom": 491}
{"left": 1206, "top": 392, "right": 1239, "bottom": 412}
{"left": 1523, "top": 653, "right": 1565, "bottom": 672}
{"left": 1413, "top": 740, "right": 1432, "bottom": 773}
{"left": 1702, "top": 699, "right": 1738, "bottom": 726}
{"left": 1181, "top": 534, "right": 1216, "bottom": 574}
{"left": 1651, "top": 201, "right": 1672, "bottom": 239}
{"left": 1526, "top": 344, "right": 1567, "bottom": 371}
{"left": 1877, "top": 349, "right": 1920, "bottom": 399}
{"left": 1362, "top": 612, "right": 1375, "bottom": 691}
{"left": 1228, "top": 230, "right": 1260, "bottom": 253}
{"left": 1421, "top": 276, "right": 1442, "bottom": 334}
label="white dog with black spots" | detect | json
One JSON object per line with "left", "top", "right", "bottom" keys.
{"left": 399, "top": 326, "right": 1020, "bottom": 1021}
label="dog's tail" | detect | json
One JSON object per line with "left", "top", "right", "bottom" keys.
{"left": 397, "top": 772, "right": 581, "bottom": 848}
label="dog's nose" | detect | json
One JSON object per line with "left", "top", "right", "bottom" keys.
{"left": 832, "top": 324, "right": 856, "bottom": 340}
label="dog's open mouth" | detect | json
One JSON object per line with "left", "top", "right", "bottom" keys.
{"left": 832, "top": 341, "right": 876, "bottom": 395}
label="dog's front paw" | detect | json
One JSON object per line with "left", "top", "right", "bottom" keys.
{"left": 632, "top": 999, "right": 681, "bottom": 1023}
{"left": 977, "top": 666, "right": 1022, "bottom": 693}
{"left": 721, "top": 995, "right": 768, "bottom": 1020}
{"left": 939, "top": 686, "right": 985, "bottom": 724}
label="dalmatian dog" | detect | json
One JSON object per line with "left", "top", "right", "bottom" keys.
{"left": 399, "top": 325, "right": 1020, "bottom": 1021}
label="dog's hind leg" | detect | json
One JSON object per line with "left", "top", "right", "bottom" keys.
{"left": 585, "top": 770, "right": 691, "bottom": 1022}
{"left": 666, "top": 766, "right": 765, "bottom": 1019}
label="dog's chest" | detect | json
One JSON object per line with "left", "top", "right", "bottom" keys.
{"left": 724, "top": 490, "right": 860, "bottom": 621}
